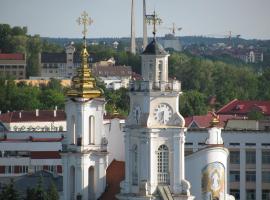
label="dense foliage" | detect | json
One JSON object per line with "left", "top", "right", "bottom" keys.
{"left": 0, "top": 78, "right": 65, "bottom": 113}
{"left": 0, "top": 24, "right": 63, "bottom": 77}
{"left": 169, "top": 52, "right": 270, "bottom": 116}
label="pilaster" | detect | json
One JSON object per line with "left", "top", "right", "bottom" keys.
{"left": 240, "top": 144, "right": 246, "bottom": 200}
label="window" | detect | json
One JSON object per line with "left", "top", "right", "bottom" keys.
{"left": 89, "top": 116, "right": 95, "bottom": 144}
{"left": 230, "top": 151, "right": 240, "bottom": 164}
{"left": 132, "top": 145, "right": 138, "bottom": 185}
{"left": 229, "top": 171, "right": 240, "bottom": 182}
{"left": 246, "top": 190, "right": 256, "bottom": 200}
{"left": 5, "top": 166, "right": 14, "bottom": 174}
{"left": 246, "top": 171, "right": 256, "bottom": 182}
{"left": 230, "top": 189, "right": 240, "bottom": 200}
{"left": 262, "top": 151, "right": 270, "bottom": 164}
{"left": 262, "top": 171, "right": 270, "bottom": 183}
{"left": 246, "top": 151, "right": 256, "bottom": 164}
{"left": 18, "top": 166, "right": 28, "bottom": 173}
{"left": 157, "top": 145, "right": 169, "bottom": 184}
{"left": 262, "top": 190, "right": 270, "bottom": 200}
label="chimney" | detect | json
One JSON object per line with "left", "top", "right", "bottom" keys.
{"left": 55, "top": 106, "right": 58, "bottom": 111}
{"left": 36, "top": 109, "right": 39, "bottom": 117}
{"left": 130, "top": 0, "right": 136, "bottom": 54}
{"left": 19, "top": 112, "right": 22, "bottom": 119}
{"left": 143, "top": 0, "right": 148, "bottom": 49}
{"left": 54, "top": 109, "right": 57, "bottom": 117}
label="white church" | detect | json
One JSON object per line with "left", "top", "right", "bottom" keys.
{"left": 61, "top": 11, "right": 235, "bottom": 200}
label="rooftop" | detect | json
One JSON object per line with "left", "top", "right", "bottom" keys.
{"left": 0, "top": 110, "right": 66, "bottom": 123}
{"left": 0, "top": 53, "right": 25, "bottom": 60}
{"left": 217, "top": 99, "right": 270, "bottom": 116}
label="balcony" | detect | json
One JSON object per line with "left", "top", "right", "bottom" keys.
{"left": 130, "top": 80, "right": 181, "bottom": 92}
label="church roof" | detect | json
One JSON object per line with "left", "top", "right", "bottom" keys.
{"left": 99, "top": 160, "right": 125, "bottom": 200}
{"left": 143, "top": 39, "right": 168, "bottom": 55}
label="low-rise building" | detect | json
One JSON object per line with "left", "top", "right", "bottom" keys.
{"left": 91, "top": 58, "right": 132, "bottom": 90}
{"left": 0, "top": 110, "right": 66, "bottom": 132}
{"left": 40, "top": 43, "right": 80, "bottom": 79}
{"left": 0, "top": 53, "right": 26, "bottom": 79}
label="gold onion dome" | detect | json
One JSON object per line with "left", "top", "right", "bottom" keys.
{"left": 67, "top": 11, "right": 102, "bottom": 99}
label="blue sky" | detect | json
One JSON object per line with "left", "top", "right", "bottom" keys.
{"left": 0, "top": 0, "right": 270, "bottom": 39}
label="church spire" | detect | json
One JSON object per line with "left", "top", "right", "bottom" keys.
{"left": 67, "top": 11, "right": 102, "bottom": 99}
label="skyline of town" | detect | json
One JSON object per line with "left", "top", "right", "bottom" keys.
{"left": 1, "top": 0, "right": 270, "bottom": 39}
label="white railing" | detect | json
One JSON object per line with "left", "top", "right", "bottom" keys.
{"left": 158, "top": 172, "right": 170, "bottom": 184}
{"left": 130, "top": 80, "right": 181, "bottom": 92}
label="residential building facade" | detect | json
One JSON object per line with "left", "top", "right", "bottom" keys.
{"left": 0, "top": 53, "right": 26, "bottom": 79}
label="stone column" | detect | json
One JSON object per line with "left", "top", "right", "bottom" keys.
{"left": 240, "top": 144, "right": 246, "bottom": 200}
{"left": 256, "top": 144, "right": 262, "bottom": 200}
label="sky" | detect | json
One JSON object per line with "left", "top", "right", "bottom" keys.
{"left": 0, "top": 0, "right": 270, "bottom": 40}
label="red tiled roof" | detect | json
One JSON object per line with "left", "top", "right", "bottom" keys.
{"left": 0, "top": 53, "right": 25, "bottom": 60}
{"left": 0, "top": 137, "right": 63, "bottom": 142}
{"left": 99, "top": 160, "right": 125, "bottom": 200}
{"left": 217, "top": 99, "right": 270, "bottom": 116}
{"left": 30, "top": 151, "right": 61, "bottom": 159}
{"left": 185, "top": 113, "right": 240, "bottom": 129}
{"left": 0, "top": 110, "right": 66, "bottom": 123}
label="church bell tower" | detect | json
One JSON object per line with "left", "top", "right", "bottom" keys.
{"left": 117, "top": 11, "right": 194, "bottom": 200}
{"left": 61, "top": 11, "right": 108, "bottom": 200}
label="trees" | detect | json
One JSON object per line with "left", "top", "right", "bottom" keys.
{"left": 0, "top": 179, "right": 19, "bottom": 200}
{"left": 47, "top": 182, "right": 59, "bottom": 200}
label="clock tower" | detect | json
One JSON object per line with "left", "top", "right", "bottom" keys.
{"left": 117, "top": 12, "right": 194, "bottom": 200}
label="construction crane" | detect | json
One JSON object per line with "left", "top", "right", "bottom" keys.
{"left": 162, "top": 23, "right": 182, "bottom": 36}
{"left": 203, "top": 31, "right": 241, "bottom": 46}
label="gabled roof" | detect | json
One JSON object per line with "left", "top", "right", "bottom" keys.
{"left": 217, "top": 99, "right": 270, "bottom": 116}
{"left": 99, "top": 160, "right": 125, "bottom": 200}
{"left": 0, "top": 110, "right": 66, "bottom": 123}
{"left": 0, "top": 53, "right": 25, "bottom": 60}
{"left": 185, "top": 113, "right": 239, "bottom": 129}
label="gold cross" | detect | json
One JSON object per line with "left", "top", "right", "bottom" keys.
{"left": 77, "top": 11, "right": 93, "bottom": 47}
{"left": 146, "top": 11, "right": 162, "bottom": 37}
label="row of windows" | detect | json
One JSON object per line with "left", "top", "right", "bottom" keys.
{"left": 230, "top": 170, "right": 270, "bottom": 183}
{"left": 230, "top": 189, "right": 270, "bottom": 200}
{"left": 0, "top": 71, "right": 24, "bottom": 76}
{"left": 0, "top": 165, "right": 62, "bottom": 174}
{"left": 230, "top": 151, "right": 270, "bottom": 164}
{"left": 0, "top": 65, "right": 25, "bottom": 69}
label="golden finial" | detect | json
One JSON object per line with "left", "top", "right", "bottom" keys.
{"left": 146, "top": 11, "right": 162, "bottom": 38}
{"left": 67, "top": 11, "right": 102, "bottom": 99}
{"left": 210, "top": 111, "right": 220, "bottom": 127}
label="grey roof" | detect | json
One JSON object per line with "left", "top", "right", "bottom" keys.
{"left": 41, "top": 53, "right": 81, "bottom": 63}
{"left": 0, "top": 171, "right": 63, "bottom": 198}
{"left": 143, "top": 39, "right": 168, "bottom": 55}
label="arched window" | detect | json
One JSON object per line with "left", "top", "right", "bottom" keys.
{"left": 88, "top": 166, "right": 95, "bottom": 199}
{"left": 70, "top": 166, "right": 75, "bottom": 200}
{"left": 71, "top": 115, "right": 76, "bottom": 144}
{"left": 132, "top": 144, "right": 138, "bottom": 185}
{"left": 89, "top": 116, "right": 95, "bottom": 144}
{"left": 157, "top": 145, "right": 169, "bottom": 184}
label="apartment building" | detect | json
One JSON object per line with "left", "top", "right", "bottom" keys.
{"left": 185, "top": 130, "right": 270, "bottom": 200}
{"left": 0, "top": 53, "right": 26, "bottom": 79}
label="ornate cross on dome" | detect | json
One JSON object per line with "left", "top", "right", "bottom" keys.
{"left": 146, "top": 11, "right": 162, "bottom": 38}
{"left": 77, "top": 11, "right": 93, "bottom": 47}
